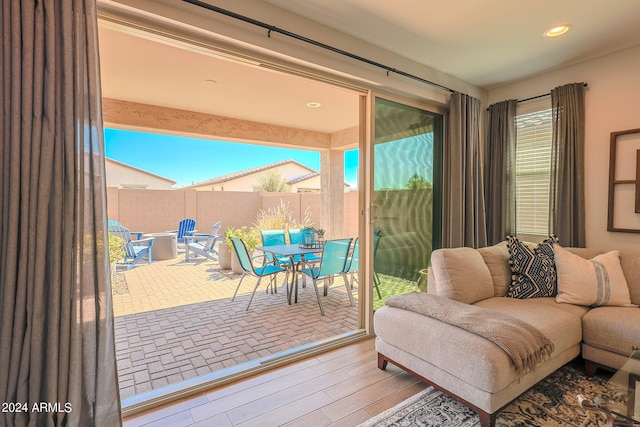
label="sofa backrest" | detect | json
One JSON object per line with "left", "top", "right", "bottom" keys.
{"left": 619, "top": 251, "right": 640, "bottom": 305}
{"left": 429, "top": 243, "right": 640, "bottom": 305}
{"left": 429, "top": 247, "right": 495, "bottom": 304}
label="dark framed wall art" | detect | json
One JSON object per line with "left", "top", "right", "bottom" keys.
{"left": 607, "top": 128, "right": 640, "bottom": 233}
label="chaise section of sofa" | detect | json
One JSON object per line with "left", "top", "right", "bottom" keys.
{"left": 374, "top": 242, "right": 640, "bottom": 427}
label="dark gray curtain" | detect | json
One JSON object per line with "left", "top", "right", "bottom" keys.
{"left": 443, "top": 92, "right": 487, "bottom": 248}
{"left": 0, "top": 1, "right": 121, "bottom": 426}
{"left": 549, "top": 83, "right": 586, "bottom": 247}
{"left": 484, "top": 100, "right": 517, "bottom": 245}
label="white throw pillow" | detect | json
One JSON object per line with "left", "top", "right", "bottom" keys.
{"left": 554, "top": 245, "right": 633, "bottom": 307}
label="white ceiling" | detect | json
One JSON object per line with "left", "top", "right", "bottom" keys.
{"left": 266, "top": 0, "right": 640, "bottom": 88}
{"left": 98, "top": 0, "right": 640, "bottom": 134}
{"left": 98, "top": 24, "right": 360, "bottom": 134}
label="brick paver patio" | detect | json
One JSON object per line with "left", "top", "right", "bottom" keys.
{"left": 112, "top": 251, "right": 359, "bottom": 399}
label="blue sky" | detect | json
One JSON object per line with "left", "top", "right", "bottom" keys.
{"left": 104, "top": 128, "right": 360, "bottom": 188}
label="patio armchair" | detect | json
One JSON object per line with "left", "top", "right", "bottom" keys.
{"left": 260, "top": 230, "right": 292, "bottom": 267}
{"left": 287, "top": 228, "right": 320, "bottom": 262}
{"left": 108, "top": 220, "right": 142, "bottom": 239}
{"left": 108, "top": 225, "right": 154, "bottom": 270}
{"left": 373, "top": 229, "right": 382, "bottom": 296}
{"left": 298, "top": 238, "right": 354, "bottom": 316}
{"left": 230, "top": 237, "right": 289, "bottom": 311}
{"left": 184, "top": 221, "right": 222, "bottom": 262}
{"left": 344, "top": 238, "right": 381, "bottom": 299}
{"left": 167, "top": 218, "right": 196, "bottom": 244}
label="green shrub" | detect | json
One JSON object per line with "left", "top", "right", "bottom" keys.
{"left": 254, "top": 200, "right": 313, "bottom": 232}
{"left": 225, "top": 226, "right": 261, "bottom": 252}
{"left": 108, "top": 233, "right": 126, "bottom": 263}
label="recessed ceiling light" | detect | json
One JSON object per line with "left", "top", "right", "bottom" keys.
{"left": 544, "top": 24, "right": 572, "bottom": 38}
{"left": 306, "top": 102, "right": 321, "bottom": 108}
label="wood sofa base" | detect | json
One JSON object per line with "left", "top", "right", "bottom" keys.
{"left": 377, "top": 352, "right": 497, "bottom": 427}
{"left": 584, "top": 359, "right": 617, "bottom": 377}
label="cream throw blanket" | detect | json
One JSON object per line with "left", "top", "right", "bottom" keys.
{"left": 385, "top": 292, "right": 555, "bottom": 377}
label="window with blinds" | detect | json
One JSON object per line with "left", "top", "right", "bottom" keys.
{"left": 515, "top": 107, "right": 552, "bottom": 236}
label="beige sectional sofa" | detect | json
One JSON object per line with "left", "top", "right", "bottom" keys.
{"left": 374, "top": 242, "right": 640, "bottom": 427}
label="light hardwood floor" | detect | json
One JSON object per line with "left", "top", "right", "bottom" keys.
{"left": 122, "top": 337, "right": 428, "bottom": 427}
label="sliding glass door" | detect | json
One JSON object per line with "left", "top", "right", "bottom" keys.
{"left": 370, "top": 97, "right": 443, "bottom": 309}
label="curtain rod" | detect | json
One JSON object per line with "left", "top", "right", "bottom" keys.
{"left": 518, "top": 82, "right": 588, "bottom": 103}
{"left": 182, "top": 0, "right": 455, "bottom": 94}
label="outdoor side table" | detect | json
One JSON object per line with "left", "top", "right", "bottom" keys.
{"left": 143, "top": 232, "right": 177, "bottom": 261}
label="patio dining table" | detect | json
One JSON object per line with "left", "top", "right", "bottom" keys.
{"left": 256, "top": 243, "right": 324, "bottom": 304}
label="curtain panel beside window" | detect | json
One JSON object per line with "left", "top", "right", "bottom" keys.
{"left": 549, "top": 83, "right": 587, "bottom": 247}
{"left": 443, "top": 92, "right": 487, "bottom": 248}
{"left": 0, "top": 1, "right": 121, "bottom": 425}
{"left": 484, "top": 100, "right": 517, "bottom": 245}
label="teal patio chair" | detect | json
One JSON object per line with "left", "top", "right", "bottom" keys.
{"left": 288, "top": 228, "right": 320, "bottom": 262}
{"left": 260, "top": 229, "right": 292, "bottom": 267}
{"left": 185, "top": 221, "right": 222, "bottom": 262}
{"left": 298, "top": 238, "right": 354, "bottom": 316}
{"left": 230, "top": 237, "right": 289, "bottom": 311}
{"left": 373, "top": 230, "right": 382, "bottom": 296}
{"left": 108, "top": 225, "right": 154, "bottom": 270}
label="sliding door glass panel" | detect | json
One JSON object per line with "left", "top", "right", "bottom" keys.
{"left": 372, "top": 97, "right": 442, "bottom": 309}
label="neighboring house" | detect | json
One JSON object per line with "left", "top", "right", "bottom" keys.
{"left": 105, "top": 158, "right": 176, "bottom": 190}
{"left": 182, "top": 159, "right": 350, "bottom": 193}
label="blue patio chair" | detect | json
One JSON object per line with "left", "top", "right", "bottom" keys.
{"left": 288, "top": 228, "right": 320, "bottom": 262}
{"left": 344, "top": 238, "right": 381, "bottom": 299}
{"left": 373, "top": 229, "right": 382, "bottom": 296}
{"left": 261, "top": 229, "right": 286, "bottom": 246}
{"left": 185, "top": 221, "right": 222, "bottom": 262}
{"left": 260, "top": 230, "right": 291, "bottom": 266}
{"left": 298, "top": 238, "right": 354, "bottom": 316}
{"left": 108, "top": 225, "right": 154, "bottom": 270}
{"left": 168, "top": 218, "right": 196, "bottom": 244}
{"left": 230, "top": 237, "right": 289, "bottom": 311}
{"left": 108, "top": 219, "right": 142, "bottom": 239}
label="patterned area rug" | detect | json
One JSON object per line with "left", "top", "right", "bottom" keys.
{"left": 359, "top": 365, "right": 612, "bottom": 427}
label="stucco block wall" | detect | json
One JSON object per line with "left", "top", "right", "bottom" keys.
{"left": 343, "top": 191, "right": 359, "bottom": 238}
{"left": 196, "top": 191, "right": 260, "bottom": 232}
{"left": 107, "top": 188, "right": 358, "bottom": 237}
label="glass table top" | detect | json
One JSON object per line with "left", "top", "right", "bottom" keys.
{"left": 597, "top": 347, "right": 640, "bottom": 425}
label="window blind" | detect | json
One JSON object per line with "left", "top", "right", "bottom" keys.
{"left": 515, "top": 108, "right": 552, "bottom": 235}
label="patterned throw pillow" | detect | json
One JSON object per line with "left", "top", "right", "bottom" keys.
{"left": 506, "top": 235, "right": 559, "bottom": 299}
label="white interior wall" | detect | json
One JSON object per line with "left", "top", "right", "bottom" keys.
{"left": 489, "top": 46, "right": 640, "bottom": 251}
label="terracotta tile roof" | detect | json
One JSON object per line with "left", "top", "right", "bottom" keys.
{"left": 181, "top": 159, "right": 316, "bottom": 188}
{"left": 105, "top": 157, "right": 176, "bottom": 184}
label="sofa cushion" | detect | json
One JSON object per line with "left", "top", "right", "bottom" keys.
{"left": 474, "top": 297, "right": 583, "bottom": 359}
{"left": 430, "top": 247, "right": 494, "bottom": 304}
{"left": 477, "top": 242, "right": 511, "bottom": 297}
{"left": 582, "top": 306, "right": 640, "bottom": 357}
{"left": 619, "top": 251, "right": 640, "bottom": 305}
{"left": 506, "top": 235, "right": 559, "bottom": 299}
{"left": 375, "top": 298, "right": 583, "bottom": 394}
{"left": 555, "top": 246, "right": 634, "bottom": 307}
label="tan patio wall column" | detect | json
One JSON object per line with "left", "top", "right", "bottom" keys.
{"left": 320, "top": 150, "right": 344, "bottom": 238}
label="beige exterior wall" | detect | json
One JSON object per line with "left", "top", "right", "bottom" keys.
{"left": 105, "top": 159, "right": 175, "bottom": 189}
{"left": 189, "top": 163, "right": 317, "bottom": 192}
{"left": 290, "top": 175, "right": 321, "bottom": 193}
